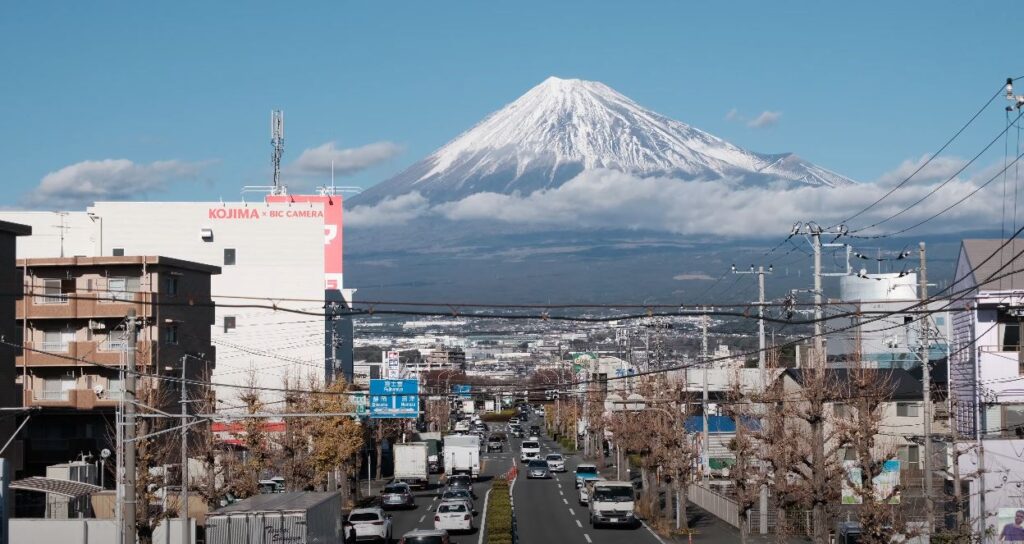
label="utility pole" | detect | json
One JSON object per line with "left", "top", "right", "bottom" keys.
{"left": 918, "top": 242, "right": 934, "bottom": 534}
{"left": 123, "top": 310, "right": 137, "bottom": 544}
{"left": 700, "top": 307, "right": 710, "bottom": 479}
{"left": 731, "top": 265, "right": 773, "bottom": 379}
{"left": 791, "top": 222, "right": 846, "bottom": 544}
{"left": 179, "top": 355, "right": 189, "bottom": 544}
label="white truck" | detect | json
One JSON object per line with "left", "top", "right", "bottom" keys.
{"left": 443, "top": 434, "right": 481, "bottom": 479}
{"left": 588, "top": 481, "right": 638, "bottom": 528}
{"left": 393, "top": 442, "right": 430, "bottom": 488}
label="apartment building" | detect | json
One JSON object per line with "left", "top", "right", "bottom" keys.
{"left": 0, "top": 220, "right": 31, "bottom": 475}
{"left": 15, "top": 255, "right": 218, "bottom": 476}
{"left": 948, "top": 239, "right": 1024, "bottom": 537}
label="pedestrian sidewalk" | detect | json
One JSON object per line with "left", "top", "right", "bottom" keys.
{"left": 657, "top": 505, "right": 810, "bottom": 543}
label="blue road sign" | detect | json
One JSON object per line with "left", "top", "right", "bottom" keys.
{"left": 369, "top": 379, "right": 419, "bottom": 418}
{"left": 452, "top": 384, "right": 472, "bottom": 399}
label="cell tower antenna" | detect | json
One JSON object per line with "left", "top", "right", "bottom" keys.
{"left": 271, "top": 110, "right": 285, "bottom": 195}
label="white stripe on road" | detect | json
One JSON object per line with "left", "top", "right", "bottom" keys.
{"left": 562, "top": 498, "right": 568, "bottom": 505}
{"left": 418, "top": 515, "right": 425, "bottom": 523}
{"left": 640, "top": 520, "right": 669, "bottom": 544}
{"left": 569, "top": 509, "right": 576, "bottom": 516}
{"left": 584, "top": 534, "right": 592, "bottom": 543}
{"left": 575, "top": 519, "right": 582, "bottom": 528}
{"left": 477, "top": 486, "right": 494, "bottom": 544}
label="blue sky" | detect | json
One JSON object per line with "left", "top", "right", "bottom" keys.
{"left": 1, "top": 1, "right": 1020, "bottom": 210}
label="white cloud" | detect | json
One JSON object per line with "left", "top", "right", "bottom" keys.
{"left": 346, "top": 192, "right": 430, "bottom": 227}
{"left": 292, "top": 141, "right": 402, "bottom": 175}
{"left": 747, "top": 110, "right": 782, "bottom": 129}
{"left": 874, "top": 154, "right": 968, "bottom": 187}
{"left": 23, "top": 159, "right": 209, "bottom": 209}
{"left": 346, "top": 155, "right": 1008, "bottom": 237}
{"left": 674, "top": 273, "right": 715, "bottom": 281}
{"left": 725, "top": 108, "right": 740, "bottom": 122}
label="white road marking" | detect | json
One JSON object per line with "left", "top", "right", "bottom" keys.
{"left": 418, "top": 515, "right": 425, "bottom": 523}
{"left": 562, "top": 498, "right": 568, "bottom": 505}
{"left": 559, "top": 489, "right": 564, "bottom": 496}
{"left": 584, "top": 534, "right": 592, "bottom": 543}
{"left": 569, "top": 509, "right": 576, "bottom": 516}
{"left": 575, "top": 519, "right": 582, "bottom": 528}
{"left": 640, "top": 520, "right": 669, "bottom": 544}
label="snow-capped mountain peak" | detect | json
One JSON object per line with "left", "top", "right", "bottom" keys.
{"left": 353, "top": 77, "right": 855, "bottom": 205}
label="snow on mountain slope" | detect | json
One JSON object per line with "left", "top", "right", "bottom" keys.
{"left": 353, "top": 77, "right": 855, "bottom": 205}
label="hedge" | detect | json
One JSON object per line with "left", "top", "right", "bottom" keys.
{"left": 485, "top": 478, "right": 514, "bottom": 544}
{"left": 480, "top": 410, "right": 517, "bottom": 422}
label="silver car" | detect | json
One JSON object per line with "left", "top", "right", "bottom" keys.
{"left": 527, "top": 459, "right": 551, "bottom": 479}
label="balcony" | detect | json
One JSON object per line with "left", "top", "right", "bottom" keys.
{"left": 17, "top": 340, "right": 154, "bottom": 368}
{"left": 16, "top": 291, "right": 150, "bottom": 320}
{"left": 24, "top": 387, "right": 121, "bottom": 409}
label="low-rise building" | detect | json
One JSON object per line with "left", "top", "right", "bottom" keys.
{"left": 0, "top": 220, "right": 31, "bottom": 475}
{"left": 15, "top": 255, "right": 218, "bottom": 476}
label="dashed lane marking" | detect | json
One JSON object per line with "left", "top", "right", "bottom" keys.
{"left": 562, "top": 498, "right": 568, "bottom": 505}
{"left": 575, "top": 519, "right": 582, "bottom": 528}
{"left": 569, "top": 509, "right": 576, "bottom": 516}
{"left": 418, "top": 515, "right": 425, "bottom": 523}
{"left": 584, "top": 534, "right": 592, "bottom": 543}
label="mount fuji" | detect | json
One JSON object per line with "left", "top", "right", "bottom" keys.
{"left": 352, "top": 76, "right": 855, "bottom": 206}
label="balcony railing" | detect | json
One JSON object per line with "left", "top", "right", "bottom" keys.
{"left": 37, "top": 390, "right": 69, "bottom": 401}
{"left": 39, "top": 341, "right": 69, "bottom": 352}
{"left": 34, "top": 294, "right": 68, "bottom": 305}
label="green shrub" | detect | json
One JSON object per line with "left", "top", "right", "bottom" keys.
{"left": 485, "top": 478, "right": 515, "bottom": 544}
{"left": 481, "top": 410, "right": 517, "bottom": 422}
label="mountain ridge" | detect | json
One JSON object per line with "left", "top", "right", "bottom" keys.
{"left": 352, "top": 76, "right": 856, "bottom": 206}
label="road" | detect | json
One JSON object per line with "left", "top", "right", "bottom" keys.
{"left": 383, "top": 414, "right": 665, "bottom": 544}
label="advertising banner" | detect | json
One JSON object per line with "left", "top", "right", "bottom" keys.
{"left": 265, "top": 194, "right": 344, "bottom": 290}
{"left": 383, "top": 350, "right": 401, "bottom": 379}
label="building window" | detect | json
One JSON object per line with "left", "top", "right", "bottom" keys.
{"left": 224, "top": 248, "right": 236, "bottom": 266}
{"left": 200, "top": 228, "right": 213, "bottom": 242}
{"left": 998, "top": 308, "right": 1022, "bottom": 352}
{"left": 40, "top": 376, "right": 75, "bottom": 401}
{"left": 42, "top": 329, "right": 71, "bottom": 352}
{"left": 112, "top": 248, "right": 125, "bottom": 257}
{"left": 898, "top": 445, "right": 920, "bottom": 468}
{"left": 107, "top": 276, "right": 140, "bottom": 302}
{"left": 896, "top": 402, "right": 919, "bottom": 418}
{"left": 164, "top": 276, "right": 178, "bottom": 296}
{"left": 833, "top": 403, "right": 848, "bottom": 418}
{"left": 163, "top": 324, "right": 179, "bottom": 345}
{"left": 37, "top": 278, "right": 68, "bottom": 305}
{"left": 224, "top": 316, "right": 236, "bottom": 333}
{"left": 1003, "top": 405, "right": 1024, "bottom": 438}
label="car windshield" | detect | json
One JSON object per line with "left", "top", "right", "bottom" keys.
{"left": 349, "top": 512, "right": 381, "bottom": 522}
{"left": 443, "top": 490, "right": 469, "bottom": 499}
{"left": 404, "top": 537, "right": 445, "bottom": 544}
{"left": 576, "top": 466, "right": 598, "bottom": 475}
{"left": 384, "top": 485, "right": 407, "bottom": 493}
{"left": 522, "top": 441, "right": 539, "bottom": 449}
{"left": 546, "top": 454, "right": 562, "bottom": 461}
{"left": 593, "top": 486, "right": 635, "bottom": 502}
{"left": 528, "top": 460, "right": 547, "bottom": 468}
{"left": 438, "top": 503, "right": 467, "bottom": 513}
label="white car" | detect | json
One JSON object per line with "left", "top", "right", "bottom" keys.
{"left": 348, "top": 507, "right": 393, "bottom": 543}
{"left": 545, "top": 453, "right": 566, "bottom": 472}
{"left": 434, "top": 500, "right": 474, "bottom": 533}
{"left": 520, "top": 440, "right": 541, "bottom": 462}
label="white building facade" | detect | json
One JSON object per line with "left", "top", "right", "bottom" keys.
{"left": 1, "top": 198, "right": 353, "bottom": 399}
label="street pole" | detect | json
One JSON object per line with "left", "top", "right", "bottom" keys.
{"left": 180, "top": 356, "right": 189, "bottom": 544}
{"left": 700, "top": 308, "right": 709, "bottom": 479}
{"left": 123, "top": 310, "right": 137, "bottom": 544}
{"left": 918, "top": 242, "right": 934, "bottom": 534}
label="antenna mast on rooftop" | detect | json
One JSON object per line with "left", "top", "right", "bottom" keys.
{"left": 271, "top": 110, "right": 285, "bottom": 195}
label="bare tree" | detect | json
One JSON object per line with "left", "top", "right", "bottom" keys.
{"left": 723, "top": 374, "right": 766, "bottom": 544}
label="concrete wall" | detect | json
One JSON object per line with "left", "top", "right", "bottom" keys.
{"left": 9, "top": 518, "right": 194, "bottom": 544}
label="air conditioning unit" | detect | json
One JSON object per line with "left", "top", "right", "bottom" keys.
{"left": 88, "top": 320, "right": 106, "bottom": 330}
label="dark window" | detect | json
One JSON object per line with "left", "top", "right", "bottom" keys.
{"left": 224, "top": 248, "right": 236, "bottom": 266}
{"left": 164, "top": 276, "right": 178, "bottom": 296}
{"left": 224, "top": 316, "right": 236, "bottom": 333}
{"left": 896, "top": 402, "right": 919, "bottom": 418}
{"left": 903, "top": 316, "right": 913, "bottom": 325}
{"left": 112, "top": 248, "right": 124, "bottom": 257}
{"left": 163, "top": 324, "right": 179, "bottom": 345}
{"left": 998, "top": 308, "right": 1022, "bottom": 352}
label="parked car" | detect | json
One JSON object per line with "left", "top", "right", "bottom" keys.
{"left": 434, "top": 501, "right": 474, "bottom": 533}
{"left": 399, "top": 529, "right": 450, "bottom": 544}
{"left": 545, "top": 453, "right": 566, "bottom": 472}
{"left": 348, "top": 507, "right": 393, "bottom": 543}
{"left": 527, "top": 459, "right": 551, "bottom": 479}
{"left": 381, "top": 482, "right": 416, "bottom": 510}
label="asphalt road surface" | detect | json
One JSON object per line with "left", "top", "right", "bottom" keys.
{"left": 384, "top": 414, "right": 665, "bottom": 543}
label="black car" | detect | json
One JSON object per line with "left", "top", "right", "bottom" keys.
{"left": 445, "top": 474, "right": 477, "bottom": 498}
{"left": 529, "top": 425, "right": 541, "bottom": 436}
{"left": 486, "top": 433, "right": 505, "bottom": 452}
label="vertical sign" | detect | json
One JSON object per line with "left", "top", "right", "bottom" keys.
{"left": 383, "top": 351, "right": 401, "bottom": 379}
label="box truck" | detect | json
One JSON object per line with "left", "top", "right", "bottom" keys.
{"left": 393, "top": 442, "right": 430, "bottom": 488}
{"left": 206, "top": 492, "right": 341, "bottom": 544}
{"left": 443, "top": 434, "right": 481, "bottom": 479}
